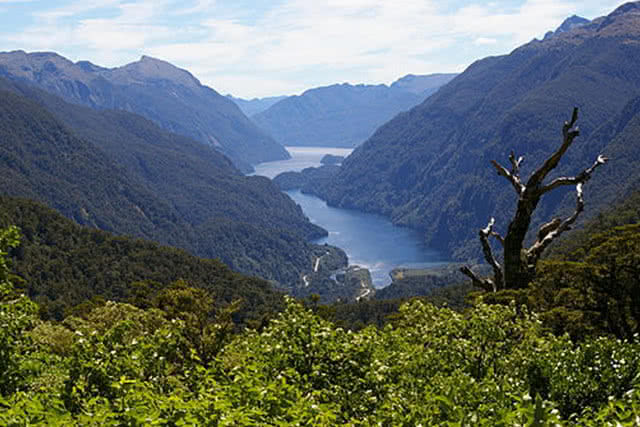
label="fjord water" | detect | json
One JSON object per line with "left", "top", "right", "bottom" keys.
{"left": 252, "top": 146, "right": 353, "bottom": 179}
{"left": 254, "top": 147, "right": 445, "bottom": 287}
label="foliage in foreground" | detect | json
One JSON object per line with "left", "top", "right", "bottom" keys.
{"left": 2, "top": 225, "right": 640, "bottom": 425}
{"left": 1, "top": 294, "right": 639, "bottom": 424}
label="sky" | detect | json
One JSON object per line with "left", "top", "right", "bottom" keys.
{"left": 0, "top": 0, "right": 625, "bottom": 98}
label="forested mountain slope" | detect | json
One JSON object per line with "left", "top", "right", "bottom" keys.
{"left": 0, "top": 51, "right": 288, "bottom": 171}
{"left": 0, "top": 79, "right": 329, "bottom": 288}
{"left": 0, "top": 87, "right": 180, "bottom": 241}
{"left": 316, "top": 2, "right": 640, "bottom": 259}
{"left": 251, "top": 74, "right": 456, "bottom": 148}
{"left": 0, "top": 196, "right": 284, "bottom": 324}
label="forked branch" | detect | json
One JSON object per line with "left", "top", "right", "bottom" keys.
{"left": 509, "top": 151, "right": 524, "bottom": 176}
{"left": 460, "top": 266, "right": 494, "bottom": 292}
{"left": 528, "top": 153, "right": 609, "bottom": 262}
{"left": 479, "top": 218, "right": 504, "bottom": 291}
{"left": 460, "top": 218, "right": 504, "bottom": 292}
{"left": 541, "top": 155, "right": 608, "bottom": 194}
{"left": 491, "top": 160, "right": 525, "bottom": 195}
{"left": 528, "top": 181, "right": 588, "bottom": 264}
{"left": 528, "top": 107, "right": 580, "bottom": 187}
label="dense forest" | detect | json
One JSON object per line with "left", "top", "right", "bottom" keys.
{"left": 2, "top": 199, "right": 640, "bottom": 423}
{"left": 0, "top": 195, "right": 285, "bottom": 325}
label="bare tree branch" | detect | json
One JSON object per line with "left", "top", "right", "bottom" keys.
{"left": 491, "top": 160, "right": 525, "bottom": 195}
{"left": 509, "top": 151, "right": 524, "bottom": 176}
{"left": 479, "top": 218, "right": 504, "bottom": 291}
{"left": 536, "top": 218, "right": 562, "bottom": 242}
{"left": 527, "top": 182, "right": 585, "bottom": 264}
{"left": 528, "top": 107, "right": 580, "bottom": 187}
{"left": 490, "top": 231, "right": 505, "bottom": 246}
{"left": 459, "top": 266, "right": 494, "bottom": 292}
{"left": 541, "top": 155, "right": 609, "bottom": 194}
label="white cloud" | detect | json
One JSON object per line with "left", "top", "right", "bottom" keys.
{"left": 174, "top": 0, "right": 216, "bottom": 15}
{"left": 0, "top": 0, "right": 629, "bottom": 97}
{"left": 474, "top": 37, "right": 498, "bottom": 46}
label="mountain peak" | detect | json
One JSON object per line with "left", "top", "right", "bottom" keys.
{"left": 543, "top": 15, "right": 590, "bottom": 40}
{"left": 595, "top": 1, "right": 640, "bottom": 35}
{"left": 0, "top": 50, "right": 88, "bottom": 81}
{"left": 75, "top": 60, "right": 105, "bottom": 73}
{"left": 557, "top": 15, "right": 590, "bottom": 33}
{"left": 112, "top": 55, "right": 202, "bottom": 88}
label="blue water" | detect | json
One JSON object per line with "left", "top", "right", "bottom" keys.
{"left": 253, "top": 146, "right": 353, "bottom": 179}
{"left": 254, "top": 147, "right": 445, "bottom": 287}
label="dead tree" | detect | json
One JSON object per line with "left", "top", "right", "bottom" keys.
{"left": 461, "top": 108, "right": 608, "bottom": 291}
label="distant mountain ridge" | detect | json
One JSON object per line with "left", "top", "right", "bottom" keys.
{"left": 311, "top": 2, "right": 640, "bottom": 260}
{"left": 0, "top": 51, "right": 289, "bottom": 172}
{"left": 227, "top": 94, "right": 289, "bottom": 116}
{"left": 390, "top": 73, "right": 458, "bottom": 97}
{"left": 251, "top": 73, "right": 457, "bottom": 148}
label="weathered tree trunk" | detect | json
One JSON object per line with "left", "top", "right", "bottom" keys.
{"left": 461, "top": 108, "right": 608, "bottom": 290}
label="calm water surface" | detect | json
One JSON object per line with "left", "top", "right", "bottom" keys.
{"left": 254, "top": 147, "right": 445, "bottom": 287}
{"left": 253, "top": 146, "right": 353, "bottom": 179}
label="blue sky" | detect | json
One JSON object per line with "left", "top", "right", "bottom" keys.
{"left": 0, "top": 0, "right": 624, "bottom": 98}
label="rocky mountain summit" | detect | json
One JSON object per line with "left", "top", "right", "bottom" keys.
{"left": 544, "top": 15, "right": 590, "bottom": 39}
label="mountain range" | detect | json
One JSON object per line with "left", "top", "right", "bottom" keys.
{"left": 310, "top": 2, "right": 640, "bottom": 260}
{"left": 0, "top": 51, "right": 289, "bottom": 172}
{"left": 0, "top": 75, "right": 339, "bottom": 294}
{"left": 250, "top": 74, "right": 457, "bottom": 148}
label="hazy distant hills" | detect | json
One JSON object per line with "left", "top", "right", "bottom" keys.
{"left": 227, "top": 94, "right": 289, "bottom": 116}
{"left": 0, "top": 76, "right": 330, "bottom": 288}
{"left": 0, "top": 51, "right": 289, "bottom": 172}
{"left": 251, "top": 74, "right": 457, "bottom": 148}
{"left": 314, "top": 2, "right": 640, "bottom": 259}
{"left": 389, "top": 73, "right": 459, "bottom": 98}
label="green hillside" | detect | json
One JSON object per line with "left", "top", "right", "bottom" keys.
{"left": 0, "top": 196, "right": 283, "bottom": 324}
{"left": 0, "top": 88, "right": 182, "bottom": 242}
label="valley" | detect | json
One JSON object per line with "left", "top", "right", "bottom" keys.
{"left": 253, "top": 147, "right": 447, "bottom": 287}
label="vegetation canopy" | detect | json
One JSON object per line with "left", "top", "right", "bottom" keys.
{"left": 1, "top": 222, "right": 640, "bottom": 425}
